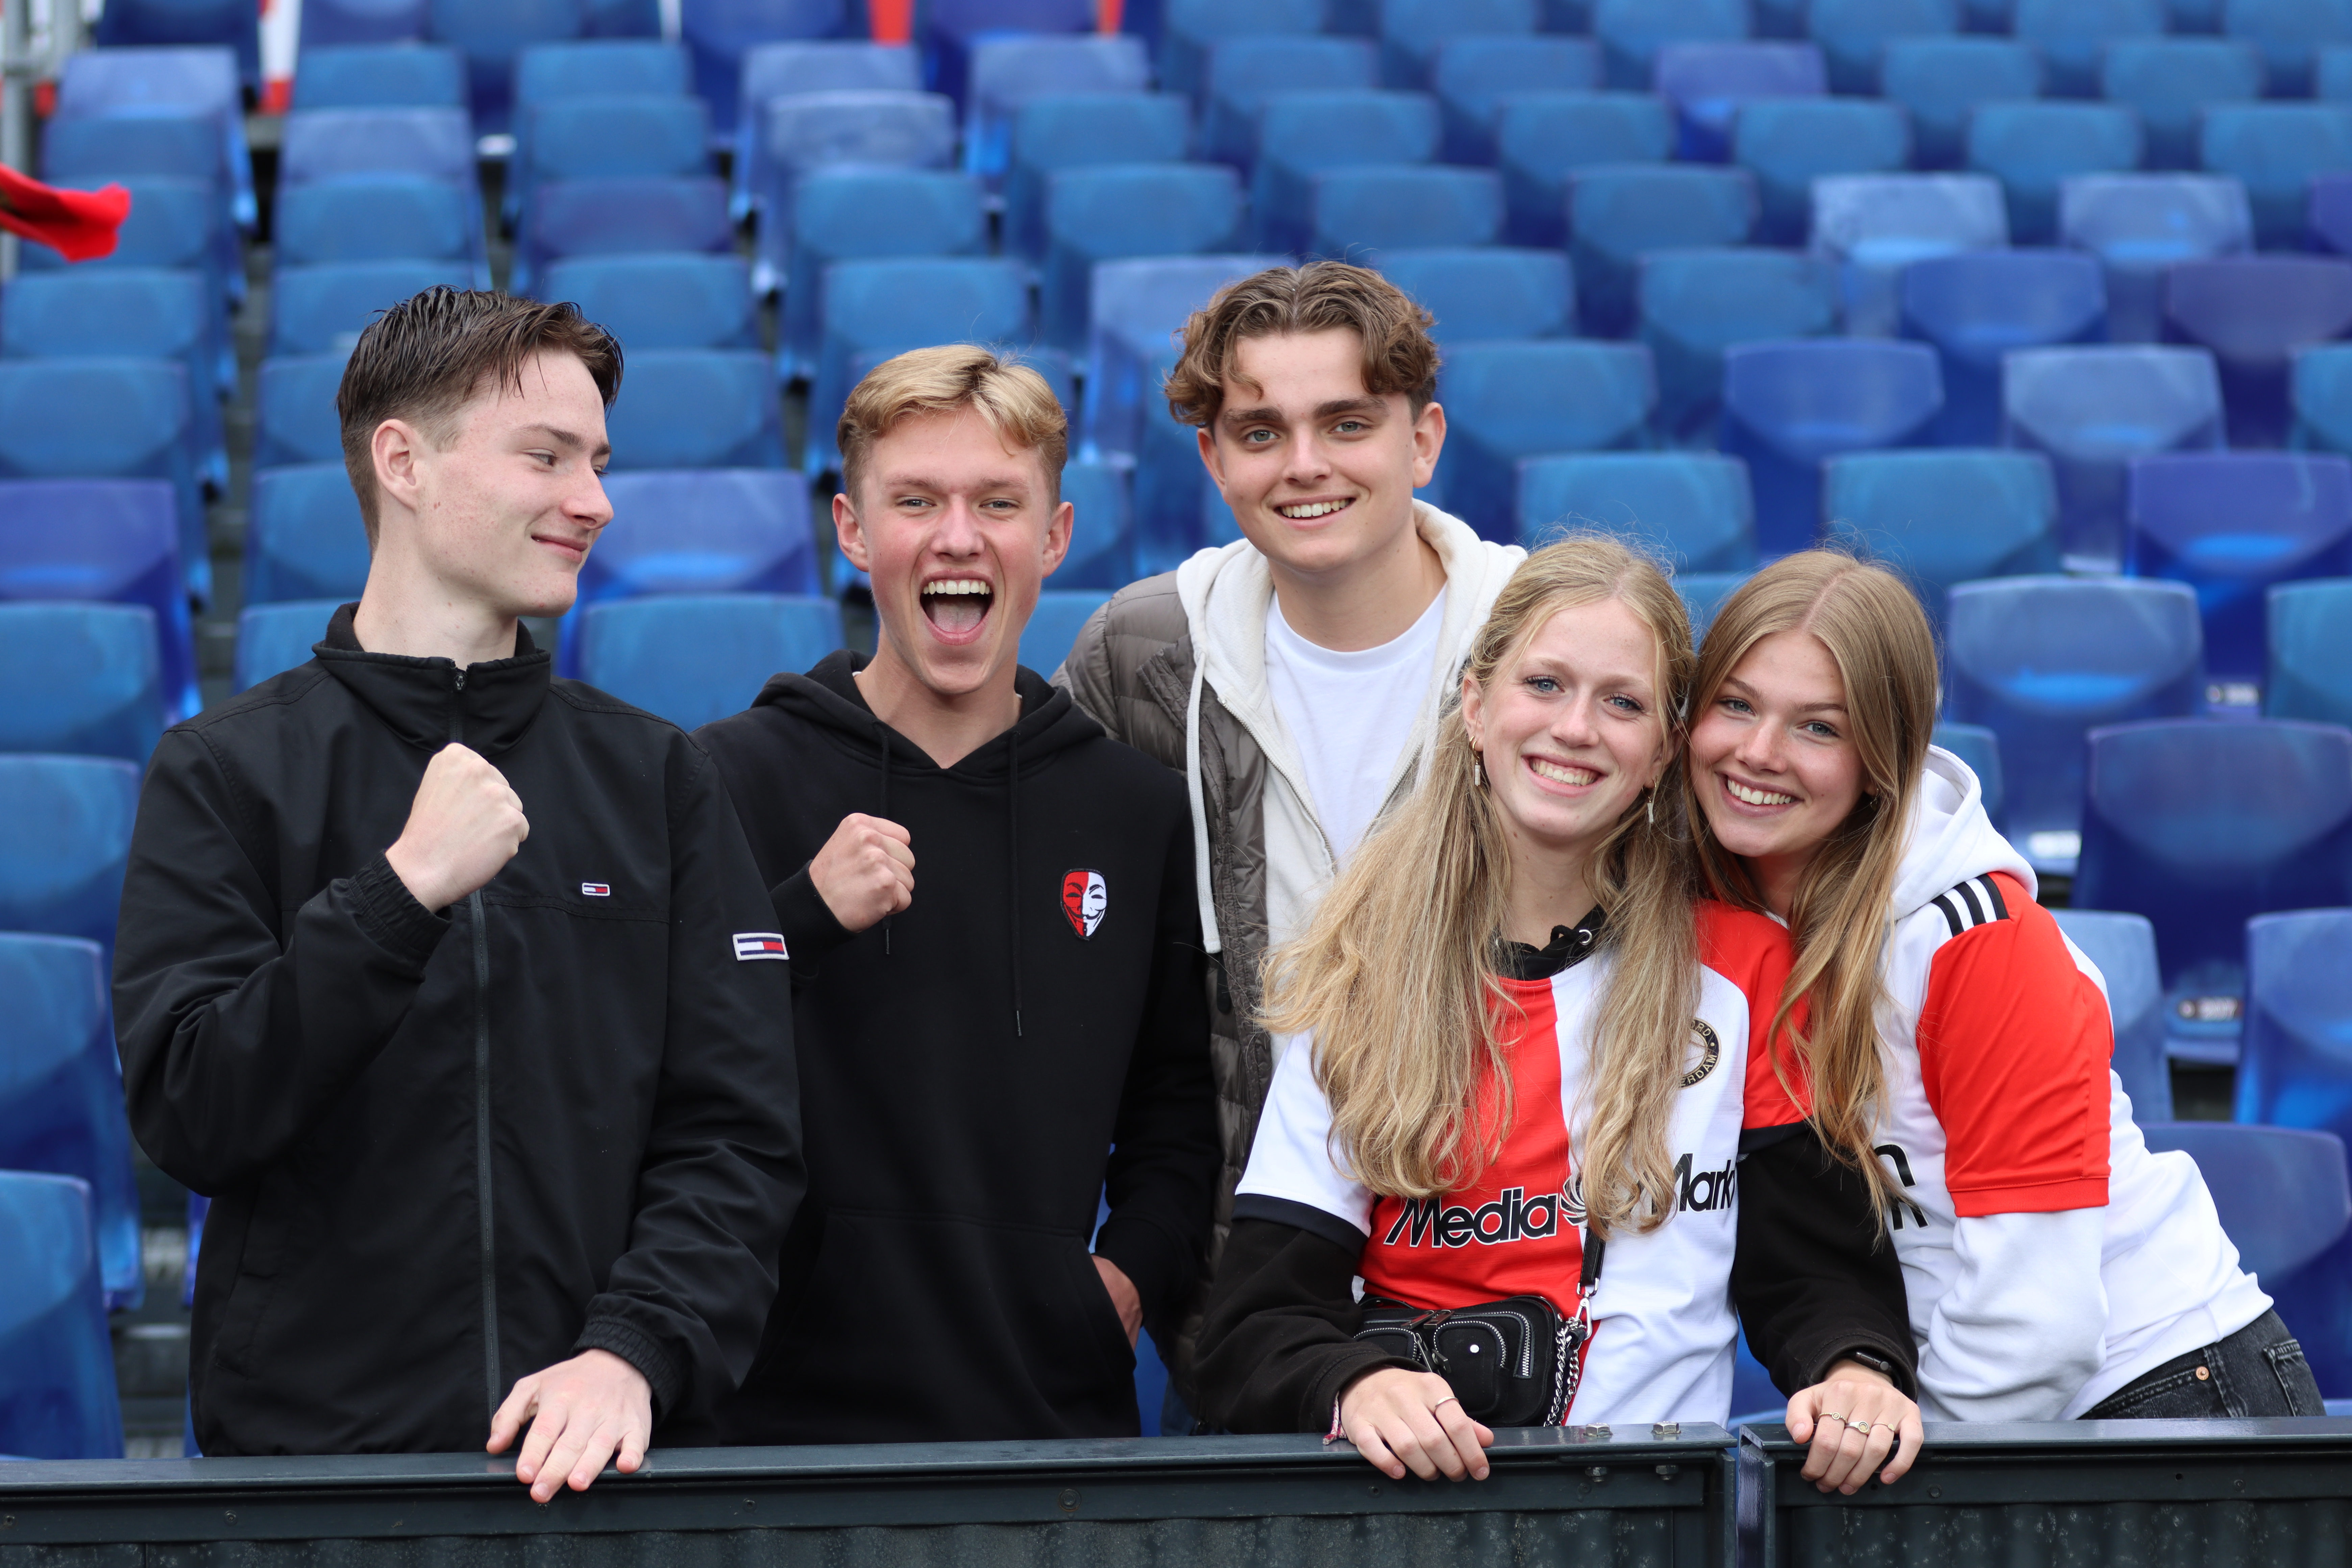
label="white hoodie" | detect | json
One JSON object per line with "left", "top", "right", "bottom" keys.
{"left": 1875, "top": 749, "right": 2271, "bottom": 1420}
{"left": 1171, "top": 501, "right": 1525, "bottom": 959}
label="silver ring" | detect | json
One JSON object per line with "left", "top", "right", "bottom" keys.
{"left": 1432, "top": 1395, "right": 1461, "bottom": 1413}
{"left": 1849, "top": 1420, "right": 1878, "bottom": 1438}
{"left": 1822, "top": 1412, "right": 1849, "bottom": 1425}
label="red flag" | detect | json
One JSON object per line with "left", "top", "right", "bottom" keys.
{"left": 0, "top": 165, "right": 131, "bottom": 263}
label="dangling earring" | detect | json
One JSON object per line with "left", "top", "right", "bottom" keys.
{"left": 1473, "top": 751, "right": 1488, "bottom": 789}
{"left": 1646, "top": 791, "right": 1656, "bottom": 826}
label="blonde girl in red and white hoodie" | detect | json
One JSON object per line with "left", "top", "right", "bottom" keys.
{"left": 1682, "top": 551, "right": 2313, "bottom": 1422}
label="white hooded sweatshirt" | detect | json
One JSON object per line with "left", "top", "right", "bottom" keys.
{"left": 1876, "top": 748, "right": 2271, "bottom": 1420}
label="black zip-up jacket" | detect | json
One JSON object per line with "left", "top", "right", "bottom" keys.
{"left": 693, "top": 652, "right": 1218, "bottom": 1443}
{"left": 114, "top": 607, "right": 804, "bottom": 1457}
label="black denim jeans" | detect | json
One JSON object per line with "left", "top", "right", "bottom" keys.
{"left": 2081, "top": 1309, "right": 2326, "bottom": 1419}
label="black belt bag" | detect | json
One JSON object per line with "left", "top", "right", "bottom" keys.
{"left": 1351, "top": 1236, "right": 1605, "bottom": 1429}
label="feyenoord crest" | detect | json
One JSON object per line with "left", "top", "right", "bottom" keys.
{"left": 1061, "top": 869, "right": 1107, "bottom": 939}
{"left": 1681, "top": 1019, "right": 1721, "bottom": 1087}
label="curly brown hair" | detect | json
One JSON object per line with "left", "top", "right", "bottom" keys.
{"left": 1162, "top": 261, "right": 1440, "bottom": 430}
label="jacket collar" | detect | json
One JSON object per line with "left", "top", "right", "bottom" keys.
{"left": 314, "top": 602, "right": 552, "bottom": 755}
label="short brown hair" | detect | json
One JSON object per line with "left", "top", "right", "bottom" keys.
{"left": 337, "top": 286, "right": 622, "bottom": 545}
{"left": 837, "top": 343, "right": 1068, "bottom": 506}
{"left": 1162, "top": 261, "right": 1440, "bottom": 430}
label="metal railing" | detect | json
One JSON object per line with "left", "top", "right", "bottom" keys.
{"left": 0, "top": 1424, "right": 1733, "bottom": 1566}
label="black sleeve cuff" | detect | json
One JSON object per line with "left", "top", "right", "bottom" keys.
{"left": 574, "top": 1316, "right": 685, "bottom": 1422}
{"left": 345, "top": 853, "right": 450, "bottom": 967}
{"left": 773, "top": 865, "right": 855, "bottom": 978}
{"left": 1093, "top": 1213, "right": 1190, "bottom": 1324}
{"left": 1232, "top": 1193, "right": 1369, "bottom": 1254}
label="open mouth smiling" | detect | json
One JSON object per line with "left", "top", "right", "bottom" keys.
{"left": 920, "top": 577, "right": 993, "bottom": 642}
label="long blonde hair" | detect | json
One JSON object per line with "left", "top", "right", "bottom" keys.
{"left": 1686, "top": 552, "right": 1938, "bottom": 1206}
{"left": 1260, "top": 537, "right": 1702, "bottom": 1239}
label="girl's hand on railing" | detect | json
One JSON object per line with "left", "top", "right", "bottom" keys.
{"left": 1787, "top": 1359, "right": 1923, "bottom": 1494}
{"left": 1337, "top": 1367, "right": 1496, "bottom": 1482}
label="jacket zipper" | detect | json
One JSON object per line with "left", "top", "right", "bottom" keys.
{"left": 453, "top": 666, "right": 503, "bottom": 1423}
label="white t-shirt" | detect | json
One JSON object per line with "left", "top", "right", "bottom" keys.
{"left": 1263, "top": 587, "right": 1448, "bottom": 864}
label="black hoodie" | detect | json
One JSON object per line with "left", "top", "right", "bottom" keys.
{"left": 113, "top": 607, "right": 804, "bottom": 1457}
{"left": 693, "top": 652, "right": 1218, "bottom": 1443}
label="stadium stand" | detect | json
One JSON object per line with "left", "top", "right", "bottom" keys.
{"left": 1436, "top": 340, "right": 1658, "bottom": 544}
{"left": 1249, "top": 90, "right": 1440, "bottom": 253}
{"left": 1820, "top": 450, "right": 2064, "bottom": 632}
{"left": 0, "top": 604, "right": 167, "bottom": 765}
{"left": 1878, "top": 37, "right": 2040, "bottom": 171}
{"left": 0, "top": 1170, "right": 125, "bottom": 1460}
{"left": 1899, "top": 250, "right": 2108, "bottom": 447}
{"left": 746, "top": 89, "right": 957, "bottom": 293}
{"left": 245, "top": 465, "right": 374, "bottom": 607}
{"left": 2098, "top": 39, "right": 2263, "bottom": 172}
{"left": 253, "top": 351, "right": 352, "bottom": 471}
{"left": 1199, "top": 36, "right": 1376, "bottom": 167}
{"left": 1056, "top": 457, "right": 1139, "bottom": 591}
{"left": 780, "top": 169, "right": 986, "bottom": 376}
{"left": 2058, "top": 174, "right": 2253, "bottom": 343}
{"left": 1808, "top": 173, "right": 2007, "bottom": 337}
{"left": 424, "top": 0, "right": 590, "bottom": 135}
{"left": 292, "top": 43, "right": 469, "bottom": 110}
{"left": 1156, "top": 0, "right": 1322, "bottom": 104}
{"left": 1651, "top": 42, "right": 1825, "bottom": 164}
{"left": 1020, "top": 589, "right": 1115, "bottom": 675}
{"left": 1719, "top": 339, "right": 1944, "bottom": 559}
{"left": 539, "top": 253, "right": 760, "bottom": 352}
{"left": 2199, "top": 103, "right": 2352, "bottom": 251}
{"left": 2139, "top": 1123, "right": 2351, "bottom": 1289}
{"left": 2266, "top": 579, "right": 2352, "bottom": 726}
{"left": 1966, "top": 103, "right": 2145, "bottom": 246}
{"left": 806, "top": 257, "right": 1032, "bottom": 475}
{"left": 1638, "top": 248, "right": 1838, "bottom": 443}
{"left": 2163, "top": 257, "right": 2352, "bottom": 448}
{"left": 1803, "top": 0, "right": 1953, "bottom": 97}
{"left": 1497, "top": 93, "right": 1677, "bottom": 249}
{"left": 505, "top": 41, "right": 694, "bottom": 225}
{"left": 515, "top": 173, "right": 735, "bottom": 295}
{"left": 300, "top": 0, "right": 431, "bottom": 50}
{"left": 0, "top": 480, "right": 200, "bottom": 721}
{"left": 1674, "top": 570, "right": 1753, "bottom": 639}
{"left": 1428, "top": 36, "right": 1599, "bottom": 164}
{"left": 0, "top": 754, "right": 141, "bottom": 952}
{"left": 604, "top": 349, "right": 789, "bottom": 471}
{"left": 1003, "top": 93, "right": 1191, "bottom": 265}
{"left": 1590, "top": 0, "right": 1748, "bottom": 91}
{"left": 1382, "top": 248, "right": 1574, "bottom": 346}
{"left": 729, "top": 41, "right": 917, "bottom": 217}
{"left": 1566, "top": 164, "right": 1757, "bottom": 338}
{"left": 1515, "top": 451, "right": 1757, "bottom": 571}
{"left": 1731, "top": 98, "right": 1912, "bottom": 248}
{"left": 234, "top": 601, "right": 345, "bottom": 693}
{"left": 53, "top": 44, "right": 254, "bottom": 228}
{"left": 577, "top": 593, "right": 846, "bottom": 730}
{"left": 962, "top": 33, "right": 1149, "bottom": 186}
{"left": 1304, "top": 164, "right": 1501, "bottom": 263}
{"left": 0, "top": 360, "right": 205, "bottom": 607}
{"left": 2050, "top": 909, "right": 2171, "bottom": 1121}
{"left": 269, "top": 260, "right": 476, "bottom": 357}
{"left": 1043, "top": 163, "right": 1244, "bottom": 349}
{"left": 681, "top": 0, "right": 869, "bottom": 139}
{"left": 574, "top": 469, "right": 824, "bottom": 615}
{"left": 2013, "top": 0, "right": 2166, "bottom": 98}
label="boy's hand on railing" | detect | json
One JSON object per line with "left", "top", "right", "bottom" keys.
{"left": 488, "top": 1348, "right": 653, "bottom": 1503}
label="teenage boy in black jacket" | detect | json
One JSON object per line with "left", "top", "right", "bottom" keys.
{"left": 114, "top": 289, "right": 803, "bottom": 1495}
{"left": 695, "top": 346, "right": 1219, "bottom": 1443}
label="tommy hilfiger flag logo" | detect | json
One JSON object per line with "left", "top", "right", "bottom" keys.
{"left": 581, "top": 883, "right": 611, "bottom": 897}
{"left": 733, "top": 932, "right": 789, "bottom": 961}
{"left": 1061, "top": 869, "right": 1107, "bottom": 939}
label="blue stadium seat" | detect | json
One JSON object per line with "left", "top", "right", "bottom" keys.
{"left": 2077, "top": 720, "right": 2352, "bottom": 1034}
{"left": 0, "top": 480, "right": 199, "bottom": 722}
{"left": 1498, "top": 94, "right": 1677, "bottom": 248}
{"left": 1809, "top": 173, "right": 2008, "bottom": 338}
{"left": 1720, "top": 339, "right": 1944, "bottom": 558}
{"left": 1677, "top": 570, "right": 1753, "bottom": 640}
{"left": 1879, "top": 38, "right": 2040, "bottom": 171}
{"left": 2012, "top": 0, "right": 2165, "bottom": 98}
{"left": 1932, "top": 718, "right": 2004, "bottom": 823}
{"left": 92, "top": 0, "right": 259, "bottom": 85}
{"left": 1021, "top": 589, "right": 1115, "bottom": 676}
{"left": 2267, "top": 579, "right": 2352, "bottom": 725}
{"left": 1944, "top": 577, "right": 2205, "bottom": 873}
{"left": 1967, "top": 104, "right": 2144, "bottom": 246}
{"left": 294, "top": 44, "right": 466, "bottom": 109}
{"left": 1591, "top": 0, "right": 1750, "bottom": 91}
{"left": 782, "top": 169, "right": 986, "bottom": 377}
{"left": 1651, "top": 41, "right": 1825, "bottom": 162}
{"left": 15, "top": 176, "right": 230, "bottom": 363}
{"left": 1200, "top": 36, "right": 1378, "bottom": 167}
{"left": 0, "top": 360, "right": 204, "bottom": 605}
{"left": 1375, "top": 0, "right": 1537, "bottom": 91}
{"left": 1821, "top": 450, "right": 2062, "bottom": 630}
{"left": 2049, "top": 907, "right": 2169, "bottom": 1121}
{"left": 277, "top": 105, "right": 476, "bottom": 192}
{"left": 54, "top": 43, "right": 253, "bottom": 223}
{"left": 254, "top": 351, "right": 352, "bottom": 471}
{"left": 1516, "top": 451, "right": 1756, "bottom": 570}
{"left": 234, "top": 601, "right": 343, "bottom": 691}
{"left": 300, "top": 0, "right": 431, "bottom": 48}
{"left": 1042, "top": 165, "right": 1243, "bottom": 352}
{"left": 1804, "top": 0, "right": 1956, "bottom": 96}
{"left": 1158, "top": 0, "right": 1322, "bottom": 104}
{"left": 2059, "top": 174, "right": 2253, "bottom": 344}
{"left": 1382, "top": 248, "right": 1574, "bottom": 345}
{"left": 1250, "top": 91, "right": 1441, "bottom": 253}
{"left": 0, "top": 604, "right": 167, "bottom": 764}
{"left": 1567, "top": 164, "right": 1758, "bottom": 338}
{"left": 1429, "top": 36, "right": 1599, "bottom": 165}
{"left": 2293, "top": 342, "right": 2352, "bottom": 456}
{"left": 731, "top": 41, "right": 917, "bottom": 218}
{"left": 2226, "top": 0, "right": 2352, "bottom": 96}
{"left": 269, "top": 260, "right": 474, "bottom": 358}
{"left": 2099, "top": 40, "right": 2263, "bottom": 173}
{"left": 1436, "top": 340, "right": 1659, "bottom": 543}
{"left": 749, "top": 90, "right": 957, "bottom": 293}
{"left": 273, "top": 176, "right": 484, "bottom": 283}
{"left": 0, "top": 935, "right": 144, "bottom": 1312}
{"left": 1732, "top": 99, "right": 1912, "bottom": 247}
{"left": 1637, "top": 248, "right": 1839, "bottom": 442}
{"left": 2314, "top": 171, "right": 2352, "bottom": 255}
{"left": 516, "top": 175, "right": 733, "bottom": 295}
{"left": 0, "top": 1170, "right": 125, "bottom": 1459}
{"left": 2000, "top": 346, "right": 2225, "bottom": 572}
{"left": 808, "top": 258, "right": 1033, "bottom": 475}
{"left": 539, "top": 253, "right": 757, "bottom": 353}
{"left": 1005, "top": 94, "right": 1191, "bottom": 265}
{"left": 425, "top": 0, "right": 587, "bottom": 133}
{"left": 1899, "top": 250, "right": 2108, "bottom": 446}
{"left": 2239, "top": 908, "right": 2352, "bottom": 1160}
{"left": 2127, "top": 452, "right": 2352, "bottom": 688}
{"left": 919, "top": 0, "right": 1095, "bottom": 110}
{"left": 2201, "top": 105, "right": 2352, "bottom": 251}
{"left": 682, "top": 0, "right": 866, "bottom": 138}
{"left": 1307, "top": 164, "right": 1501, "bottom": 263}
{"left": 2325, "top": 39, "right": 2352, "bottom": 99}
{"left": 578, "top": 593, "right": 844, "bottom": 728}
{"left": 2140, "top": 1123, "right": 2350, "bottom": 1284}
{"left": 605, "top": 350, "right": 786, "bottom": 472}
{"left": 964, "top": 34, "right": 1149, "bottom": 186}
{"left": 0, "top": 755, "right": 141, "bottom": 950}
{"left": 2164, "top": 258, "right": 2352, "bottom": 449}
{"left": 507, "top": 41, "right": 693, "bottom": 224}
{"left": 246, "top": 465, "right": 373, "bottom": 606}
{"left": 38, "top": 115, "right": 243, "bottom": 308}
{"left": 511, "top": 94, "right": 710, "bottom": 242}
{"left": 0, "top": 267, "right": 229, "bottom": 492}
{"left": 1057, "top": 457, "right": 1136, "bottom": 591}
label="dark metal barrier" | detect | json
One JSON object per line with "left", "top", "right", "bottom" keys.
{"left": 1739, "top": 1418, "right": 2352, "bottom": 1568}
{"left": 0, "top": 1424, "right": 1732, "bottom": 1566}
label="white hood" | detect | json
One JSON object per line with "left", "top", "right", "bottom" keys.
{"left": 1890, "top": 745, "right": 2038, "bottom": 921}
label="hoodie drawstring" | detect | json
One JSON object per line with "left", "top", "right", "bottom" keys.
{"left": 1183, "top": 650, "right": 1223, "bottom": 957}
{"left": 874, "top": 720, "right": 893, "bottom": 956}
{"left": 1007, "top": 721, "right": 1023, "bottom": 1038}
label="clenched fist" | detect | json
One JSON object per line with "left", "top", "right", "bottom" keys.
{"left": 809, "top": 813, "right": 913, "bottom": 933}
{"left": 385, "top": 743, "right": 529, "bottom": 911}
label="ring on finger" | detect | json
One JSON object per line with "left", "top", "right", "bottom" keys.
{"left": 1432, "top": 1395, "right": 1461, "bottom": 1413}
{"left": 1848, "top": 1420, "right": 1877, "bottom": 1438}
{"left": 1821, "top": 1412, "right": 1849, "bottom": 1425}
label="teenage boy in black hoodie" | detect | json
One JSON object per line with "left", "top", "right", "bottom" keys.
{"left": 113, "top": 289, "right": 803, "bottom": 1495}
{"left": 695, "top": 345, "right": 1218, "bottom": 1443}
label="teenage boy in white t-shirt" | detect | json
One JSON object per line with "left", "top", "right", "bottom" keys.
{"left": 1056, "top": 262, "right": 1526, "bottom": 1412}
